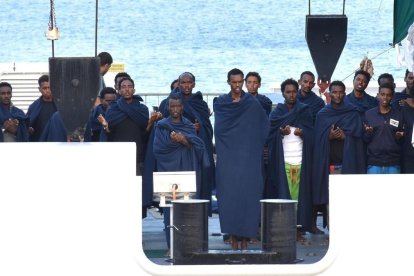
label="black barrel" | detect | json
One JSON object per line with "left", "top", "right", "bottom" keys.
{"left": 172, "top": 199, "right": 209, "bottom": 264}
{"left": 261, "top": 199, "right": 297, "bottom": 263}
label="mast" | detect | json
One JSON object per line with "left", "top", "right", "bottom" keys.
{"left": 46, "top": 0, "right": 59, "bottom": 57}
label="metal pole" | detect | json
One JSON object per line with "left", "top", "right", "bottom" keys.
{"left": 343, "top": 0, "right": 346, "bottom": 15}
{"left": 308, "top": 0, "right": 311, "bottom": 15}
{"left": 95, "top": 0, "right": 98, "bottom": 56}
{"left": 50, "top": 0, "right": 55, "bottom": 57}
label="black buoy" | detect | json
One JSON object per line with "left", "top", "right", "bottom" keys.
{"left": 172, "top": 199, "right": 209, "bottom": 264}
{"left": 261, "top": 199, "right": 297, "bottom": 264}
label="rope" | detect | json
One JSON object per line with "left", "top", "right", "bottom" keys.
{"left": 341, "top": 45, "right": 394, "bottom": 81}
{"left": 48, "top": 0, "right": 57, "bottom": 30}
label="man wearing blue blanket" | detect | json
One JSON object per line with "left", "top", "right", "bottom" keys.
{"left": 153, "top": 95, "right": 209, "bottom": 253}
{"left": 27, "top": 75, "right": 57, "bottom": 142}
{"left": 158, "top": 72, "right": 215, "bottom": 214}
{"left": 104, "top": 77, "right": 149, "bottom": 175}
{"left": 267, "top": 78, "right": 314, "bottom": 241}
{"left": 0, "top": 82, "right": 29, "bottom": 142}
{"left": 312, "top": 80, "right": 365, "bottom": 230}
{"left": 213, "top": 68, "right": 269, "bottom": 250}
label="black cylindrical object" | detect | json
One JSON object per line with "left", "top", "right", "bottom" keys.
{"left": 261, "top": 199, "right": 297, "bottom": 263}
{"left": 172, "top": 199, "right": 209, "bottom": 263}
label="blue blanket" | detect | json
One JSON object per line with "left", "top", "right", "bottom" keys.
{"left": 0, "top": 105, "right": 29, "bottom": 142}
{"left": 105, "top": 95, "right": 149, "bottom": 129}
{"left": 214, "top": 92, "right": 269, "bottom": 237}
{"left": 267, "top": 102, "right": 314, "bottom": 231}
{"left": 159, "top": 90, "right": 215, "bottom": 205}
{"left": 84, "top": 104, "right": 106, "bottom": 142}
{"left": 297, "top": 90, "right": 325, "bottom": 122}
{"left": 153, "top": 117, "right": 209, "bottom": 198}
{"left": 255, "top": 94, "right": 273, "bottom": 116}
{"left": 345, "top": 91, "right": 378, "bottom": 113}
{"left": 39, "top": 111, "right": 67, "bottom": 142}
{"left": 312, "top": 102, "right": 365, "bottom": 205}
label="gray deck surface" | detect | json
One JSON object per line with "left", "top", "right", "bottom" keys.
{"left": 142, "top": 207, "right": 329, "bottom": 266}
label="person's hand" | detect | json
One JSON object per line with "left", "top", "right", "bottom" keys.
{"left": 150, "top": 111, "right": 163, "bottom": 122}
{"left": 97, "top": 114, "right": 110, "bottom": 132}
{"left": 294, "top": 127, "right": 303, "bottom": 137}
{"left": 405, "top": 98, "right": 414, "bottom": 108}
{"left": 193, "top": 119, "right": 200, "bottom": 132}
{"left": 28, "top": 127, "right": 35, "bottom": 135}
{"left": 146, "top": 111, "right": 163, "bottom": 132}
{"left": 170, "top": 131, "right": 190, "bottom": 147}
{"left": 329, "top": 125, "right": 345, "bottom": 140}
{"left": 3, "top": 118, "right": 19, "bottom": 134}
{"left": 364, "top": 123, "right": 373, "bottom": 135}
{"left": 97, "top": 114, "right": 107, "bottom": 126}
{"left": 395, "top": 130, "right": 404, "bottom": 140}
{"left": 280, "top": 125, "right": 291, "bottom": 136}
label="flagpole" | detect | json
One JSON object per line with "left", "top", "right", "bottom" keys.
{"left": 95, "top": 0, "right": 98, "bottom": 56}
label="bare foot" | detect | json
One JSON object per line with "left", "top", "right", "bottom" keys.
{"left": 241, "top": 238, "right": 247, "bottom": 250}
{"left": 230, "top": 235, "right": 239, "bottom": 250}
{"left": 249, "top": 238, "right": 260, "bottom": 244}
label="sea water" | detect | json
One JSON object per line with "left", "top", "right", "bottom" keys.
{"left": 0, "top": 0, "right": 405, "bottom": 96}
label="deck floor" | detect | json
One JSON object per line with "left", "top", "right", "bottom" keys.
{"left": 142, "top": 207, "right": 329, "bottom": 266}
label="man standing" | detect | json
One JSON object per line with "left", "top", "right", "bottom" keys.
{"left": 214, "top": 68, "right": 269, "bottom": 250}
{"left": 297, "top": 71, "right": 325, "bottom": 123}
{"left": 158, "top": 72, "right": 215, "bottom": 210}
{"left": 363, "top": 82, "right": 404, "bottom": 174}
{"left": 104, "top": 77, "right": 149, "bottom": 175}
{"left": 95, "top": 51, "right": 113, "bottom": 106}
{"left": 153, "top": 95, "right": 209, "bottom": 252}
{"left": 245, "top": 71, "right": 272, "bottom": 115}
{"left": 27, "top": 75, "right": 57, "bottom": 141}
{"left": 84, "top": 87, "right": 117, "bottom": 142}
{"left": 312, "top": 80, "right": 365, "bottom": 230}
{"left": 267, "top": 78, "right": 313, "bottom": 240}
{"left": 0, "top": 82, "right": 29, "bottom": 142}
{"left": 297, "top": 71, "right": 325, "bottom": 234}
{"left": 345, "top": 69, "right": 377, "bottom": 112}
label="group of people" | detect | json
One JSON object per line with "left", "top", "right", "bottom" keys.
{"left": 1, "top": 56, "right": 414, "bottom": 252}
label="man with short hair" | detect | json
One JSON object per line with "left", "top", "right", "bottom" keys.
{"left": 84, "top": 87, "right": 117, "bottom": 141}
{"left": 363, "top": 82, "right": 404, "bottom": 174}
{"left": 113, "top": 72, "right": 131, "bottom": 97}
{"left": 104, "top": 77, "right": 149, "bottom": 175}
{"left": 267, "top": 78, "right": 314, "bottom": 240}
{"left": 297, "top": 71, "right": 325, "bottom": 123}
{"left": 245, "top": 71, "right": 272, "bottom": 115}
{"left": 312, "top": 80, "right": 365, "bottom": 231}
{"left": 0, "top": 82, "right": 29, "bottom": 142}
{"left": 158, "top": 72, "right": 215, "bottom": 212}
{"left": 345, "top": 69, "right": 377, "bottom": 112}
{"left": 214, "top": 68, "right": 269, "bottom": 250}
{"left": 96, "top": 51, "right": 113, "bottom": 106}
{"left": 153, "top": 95, "right": 209, "bottom": 253}
{"left": 27, "top": 75, "right": 57, "bottom": 141}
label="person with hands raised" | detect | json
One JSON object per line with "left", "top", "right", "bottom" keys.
{"left": 363, "top": 82, "right": 404, "bottom": 174}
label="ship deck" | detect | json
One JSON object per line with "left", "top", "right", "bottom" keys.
{"left": 142, "top": 207, "right": 329, "bottom": 266}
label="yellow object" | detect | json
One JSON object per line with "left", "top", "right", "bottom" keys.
{"left": 109, "top": 63, "right": 125, "bottom": 72}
